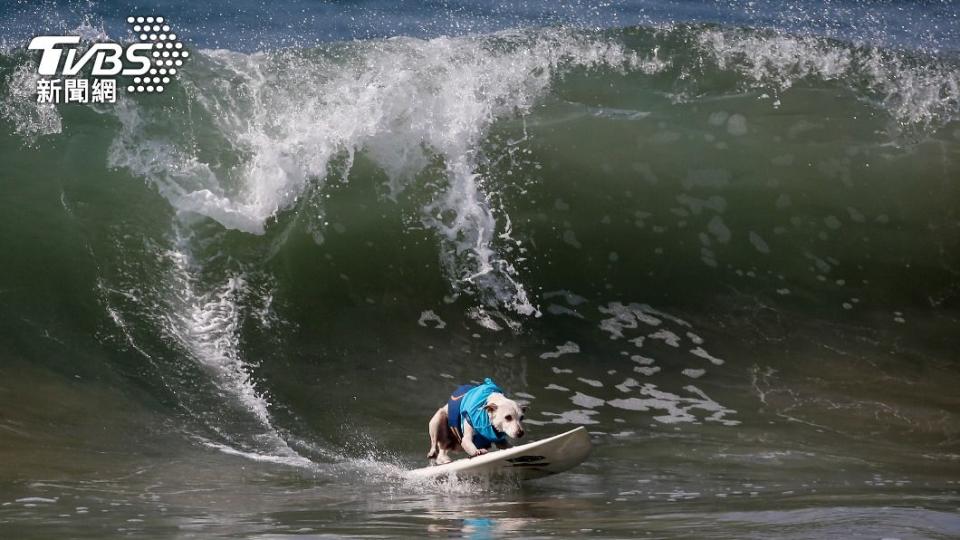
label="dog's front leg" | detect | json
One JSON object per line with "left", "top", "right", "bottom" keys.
{"left": 460, "top": 421, "right": 487, "bottom": 457}
{"left": 427, "top": 406, "right": 446, "bottom": 459}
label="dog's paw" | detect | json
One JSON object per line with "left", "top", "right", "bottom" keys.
{"left": 436, "top": 454, "right": 452, "bottom": 465}
{"left": 472, "top": 448, "right": 488, "bottom": 457}
{"left": 427, "top": 449, "right": 438, "bottom": 459}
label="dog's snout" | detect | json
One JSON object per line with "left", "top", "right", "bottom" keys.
{"left": 516, "top": 429, "right": 525, "bottom": 438}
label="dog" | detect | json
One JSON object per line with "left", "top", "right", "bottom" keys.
{"left": 427, "top": 377, "right": 526, "bottom": 464}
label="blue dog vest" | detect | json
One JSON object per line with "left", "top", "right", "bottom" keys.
{"left": 447, "top": 378, "right": 508, "bottom": 449}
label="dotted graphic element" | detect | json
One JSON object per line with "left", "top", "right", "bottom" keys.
{"left": 125, "top": 16, "right": 186, "bottom": 94}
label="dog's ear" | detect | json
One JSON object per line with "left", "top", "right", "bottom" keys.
{"left": 484, "top": 403, "right": 498, "bottom": 414}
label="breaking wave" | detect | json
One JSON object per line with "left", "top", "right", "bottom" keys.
{"left": 1, "top": 21, "right": 958, "bottom": 466}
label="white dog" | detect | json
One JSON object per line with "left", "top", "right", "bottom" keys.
{"left": 427, "top": 377, "right": 526, "bottom": 464}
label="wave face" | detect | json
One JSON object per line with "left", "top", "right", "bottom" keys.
{"left": 1, "top": 7, "right": 959, "bottom": 538}
{"left": 4, "top": 24, "right": 958, "bottom": 318}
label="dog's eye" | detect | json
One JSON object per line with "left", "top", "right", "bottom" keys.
{"left": 505, "top": 415, "right": 513, "bottom": 421}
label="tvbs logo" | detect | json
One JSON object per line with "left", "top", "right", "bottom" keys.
{"left": 29, "top": 16, "right": 188, "bottom": 104}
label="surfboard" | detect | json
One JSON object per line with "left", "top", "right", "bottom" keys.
{"left": 407, "top": 426, "right": 592, "bottom": 481}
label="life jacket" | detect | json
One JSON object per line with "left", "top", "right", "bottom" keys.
{"left": 447, "top": 377, "right": 508, "bottom": 449}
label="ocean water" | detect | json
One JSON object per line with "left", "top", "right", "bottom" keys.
{"left": 1, "top": 1, "right": 959, "bottom": 538}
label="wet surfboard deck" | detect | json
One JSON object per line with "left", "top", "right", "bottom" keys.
{"left": 407, "top": 426, "right": 592, "bottom": 481}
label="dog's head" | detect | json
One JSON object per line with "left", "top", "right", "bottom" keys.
{"left": 485, "top": 393, "right": 527, "bottom": 439}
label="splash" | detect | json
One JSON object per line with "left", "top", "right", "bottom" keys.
{"left": 102, "top": 28, "right": 654, "bottom": 315}
{"left": 155, "top": 228, "right": 307, "bottom": 462}
{"left": 0, "top": 61, "right": 62, "bottom": 141}
{"left": 695, "top": 27, "right": 960, "bottom": 130}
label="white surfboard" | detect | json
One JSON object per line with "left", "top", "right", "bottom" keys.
{"left": 407, "top": 426, "right": 592, "bottom": 481}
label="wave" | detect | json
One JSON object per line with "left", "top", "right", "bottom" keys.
{"left": 1, "top": 23, "right": 959, "bottom": 465}
{"left": 3, "top": 25, "right": 957, "bottom": 316}
{"left": 94, "top": 28, "right": 655, "bottom": 317}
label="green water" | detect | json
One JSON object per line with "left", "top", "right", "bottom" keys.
{"left": 1, "top": 22, "right": 959, "bottom": 538}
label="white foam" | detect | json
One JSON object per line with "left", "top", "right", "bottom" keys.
{"left": 417, "top": 310, "right": 447, "bottom": 329}
{"left": 107, "top": 28, "right": 656, "bottom": 315}
{"left": 598, "top": 302, "right": 663, "bottom": 339}
{"left": 615, "top": 378, "right": 640, "bottom": 393}
{"left": 160, "top": 231, "right": 307, "bottom": 462}
{"left": 697, "top": 28, "right": 960, "bottom": 130}
{"left": 631, "top": 354, "right": 655, "bottom": 365}
{"left": 570, "top": 392, "right": 605, "bottom": 409}
{"left": 540, "top": 341, "right": 580, "bottom": 359}
{"left": 0, "top": 62, "right": 62, "bottom": 140}
{"left": 577, "top": 377, "right": 603, "bottom": 388}
{"left": 600, "top": 302, "right": 697, "bottom": 342}
{"left": 749, "top": 231, "right": 771, "bottom": 254}
{"left": 607, "top": 382, "right": 739, "bottom": 425}
{"left": 540, "top": 409, "right": 599, "bottom": 425}
{"left": 648, "top": 329, "right": 682, "bottom": 348}
{"left": 200, "top": 440, "right": 314, "bottom": 468}
{"left": 690, "top": 347, "right": 725, "bottom": 366}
